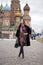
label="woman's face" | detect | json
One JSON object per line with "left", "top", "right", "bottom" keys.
{"left": 21, "top": 19, "right": 25, "bottom": 26}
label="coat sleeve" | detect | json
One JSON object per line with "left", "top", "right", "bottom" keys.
{"left": 27, "top": 27, "right": 32, "bottom": 35}
{"left": 16, "top": 28, "right": 20, "bottom": 38}
{"left": 16, "top": 24, "right": 21, "bottom": 38}
{"left": 29, "top": 28, "right": 31, "bottom": 34}
{"left": 25, "top": 25, "right": 31, "bottom": 35}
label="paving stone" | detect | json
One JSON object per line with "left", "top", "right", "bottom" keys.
{"left": 0, "top": 39, "right": 43, "bottom": 65}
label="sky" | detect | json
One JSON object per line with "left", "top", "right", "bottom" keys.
{"left": 0, "top": 0, "right": 43, "bottom": 33}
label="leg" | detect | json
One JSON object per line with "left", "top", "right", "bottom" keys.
{"left": 21, "top": 45, "right": 24, "bottom": 58}
{"left": 18, "top": 46, "right": 22, "bottom": 57}
{"left": 18, "top": 39, "right": 23, "bottom": 57}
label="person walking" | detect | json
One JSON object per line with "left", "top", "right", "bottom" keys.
{"left": 16, "top": 19, "right": 31, "bottom": 59}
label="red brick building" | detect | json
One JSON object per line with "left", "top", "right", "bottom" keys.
{"left": 0, "top": 0, "right": 31, "bottom": 39}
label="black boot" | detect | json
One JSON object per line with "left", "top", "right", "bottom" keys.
{"left": 22, "top": 47, "right": 24, "bottom": 59}
{"left": 18, "top": 47, "right": 22, "bottom": 57}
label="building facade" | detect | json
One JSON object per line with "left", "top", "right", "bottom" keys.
{"left": 0, "top": 0, "right": 31, "bottom": 39}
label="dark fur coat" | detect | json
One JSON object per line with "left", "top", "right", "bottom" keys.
{"left": 16, "top": 24, "right": 31, "bottom": 46}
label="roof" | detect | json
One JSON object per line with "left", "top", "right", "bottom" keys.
{"left": 3, "top": 4, "right": 11, "bottom": 11}
{"left": 15, "top": 8, "right": 21, "bottom": 17}
{"left": 15, "top": 12, "right": 21, "bottom": 17}
{"left": 24, "top": 4, "right": 30, "bottom": 11}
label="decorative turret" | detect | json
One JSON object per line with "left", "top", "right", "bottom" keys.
{"left": 3, "top": 4, "right": 11, "bottom": 11}
{"left": 0, "top": 4, "right": 3, "bottom": 13}
{"left": 23, "top": 3, "right": 31, "bottom": 26}
{"left": 15, "top": 8, "right": 21, "bottom": 17}
{"left": 23, "top": 4, "right": 30, "bottom": 11}
{"left": 0, "top": 4, "right": 3, "bottom": 18}
{"left": 10, "top": 0, "right": 21, "bottom": 26}
{"left": 11, "top": 0, "right": 21, "bottom": 11}
{"left": 0, "top": 4, "right": 3, "bottom": 30}
{"left": 15, "top": 8, "right": 21, "bottom": 27}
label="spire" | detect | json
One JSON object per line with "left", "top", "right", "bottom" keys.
{"left": 15, "top": 8, "right": 21, "bottom": 17}
{"left": 0, "top": 4, "right": 3, "bottom": 13}
{"left": 11, "top": 0, "right": 19, "bottom": 3}
{"left": 0, "top": 4, "right": 3, "bottom": 9}
{"left": 11, "top": 0, "right": 20, "bottom": 11}
{"left": 3, "top": 3, "right": 11, "bottom": 11}
{"left": 23, "top": 3, "right": 30, "bottom": 11}
{"left": 10, "top": 0, "right": 21, "bottom": 26}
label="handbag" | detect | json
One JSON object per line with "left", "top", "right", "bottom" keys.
{"left": 15, "top": 38, "right": 19, "bottom": 48}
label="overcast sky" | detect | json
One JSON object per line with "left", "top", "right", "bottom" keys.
{"left": 0, "top": 0, "right": 43, "bottom": 33}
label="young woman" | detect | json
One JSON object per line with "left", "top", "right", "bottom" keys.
{"left": 16, "top": 20, "right": 31, "bottom": 59}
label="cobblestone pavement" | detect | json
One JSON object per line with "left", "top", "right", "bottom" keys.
{"left": 0, "top": 39, "right": 43, "bottom": 65}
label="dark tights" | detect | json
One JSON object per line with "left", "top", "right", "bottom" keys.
{"left": 18, "top": 44, "right": 24, "bottom": 58}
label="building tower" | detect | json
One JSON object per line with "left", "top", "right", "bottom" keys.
{"left": 15, "top": 8, "right": 21, "bottom": 27}
{"left": 10, "top": 0, "right": 21, "bottom": 26}
{"left": 2, "top": 4, "right": 10, "bottom": 28}
{"left": 23, "top": 4, "right": 31, "bottom": 26}
{"left": 0, "top": 4, "right": 3, "bottom": 28}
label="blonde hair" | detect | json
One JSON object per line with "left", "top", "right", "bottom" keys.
{"left": 23, "top": 19, "right": 25, "bottom": 24}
